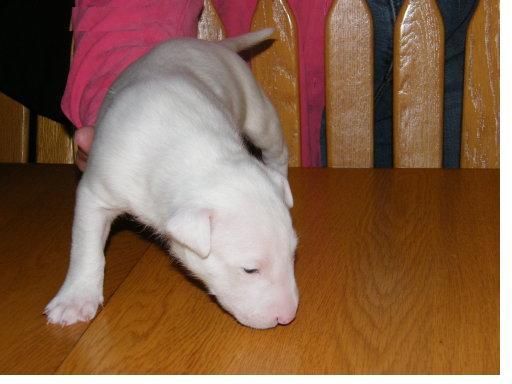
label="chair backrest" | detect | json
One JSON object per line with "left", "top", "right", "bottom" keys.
{"left": 208, "top": 0, "right": 499, "bottom": 168}
{"left": 0, "top": 0, "right": 499, "bottom": 168}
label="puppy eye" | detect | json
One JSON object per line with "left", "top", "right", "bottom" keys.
{"left": 243, "top": 268, "right": 259, "bottom": 274}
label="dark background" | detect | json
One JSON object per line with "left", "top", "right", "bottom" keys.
{"left": 0, "top": 0, "right": 73, "bottom": 124}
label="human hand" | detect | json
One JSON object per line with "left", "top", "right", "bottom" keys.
{"left": 74, "top": 126, "right": 94, "bottom": 171}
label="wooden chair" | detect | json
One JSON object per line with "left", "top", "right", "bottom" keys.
{"left": 0, "top": 0, "right": 499, "bottom": 168}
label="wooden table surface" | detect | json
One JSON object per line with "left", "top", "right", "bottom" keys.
{"left": 0, "top": 164, "right": 499, "bottom": 374}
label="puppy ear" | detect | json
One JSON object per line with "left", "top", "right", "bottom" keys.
{"left": 265, "top": 168, "right": 294, "bottom": 209}
{"left": 166, "top": 209, "right": 212, "bottom": 258}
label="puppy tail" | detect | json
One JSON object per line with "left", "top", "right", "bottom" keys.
{"left": 219, "top": 28, "right": 275, "bottom": 52}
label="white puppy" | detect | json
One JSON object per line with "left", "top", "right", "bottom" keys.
{"left": 45, "top": 29, "right": 299, "bottom": 329}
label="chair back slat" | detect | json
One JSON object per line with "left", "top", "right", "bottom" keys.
{"left": 198, "top": 0, "right": 226, "bottom": 41}
{"left": 0, "top": 92, "right": 29, "bottom": 163}
{"left": 36, "top": 116, "right": 74, "bottom": 164}
{"left": 461, "top": 0, "right": 499, "bottom": 169}
{"left": 250, "top": 0, "right": 301, "bottom": 167}
{"left": 393, "top": 0, "right": 444, "bottom": 168}
{"left": 325, "top": 0, "right": 374, "bottom": 168}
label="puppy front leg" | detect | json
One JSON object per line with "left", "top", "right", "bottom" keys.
{"left": 45, "top": 182, "right": 116, "bottom": 326}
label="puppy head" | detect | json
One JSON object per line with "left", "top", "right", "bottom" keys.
{"left": 167, "top": 198, "right": 298, "bottom": 329}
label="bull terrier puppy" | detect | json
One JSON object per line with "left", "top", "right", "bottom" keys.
{"left": 45, "top": 29, "right": 299, "bottom": 329}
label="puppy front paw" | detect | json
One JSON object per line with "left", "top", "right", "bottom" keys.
{"left": 45, "top": 288, "right": 103, "bottom": 326}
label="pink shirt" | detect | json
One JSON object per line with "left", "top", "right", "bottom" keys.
{"left": 62, "top": 0, "right": 333, "bottom": 166}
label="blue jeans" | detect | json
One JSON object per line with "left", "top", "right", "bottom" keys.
{"left": 321, "top": 0, "right": 478, "bottom": 168}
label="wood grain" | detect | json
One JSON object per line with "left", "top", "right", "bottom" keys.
{"left": 251, "top": 0, "right": 301, "bottom": 167}
{"left": 393, "top": 0, "right": 445, "bottom": 168}
{"left": 36, "top": 116, "right": 74, "bottom": 164}
{"left": 0, "top": 165, "right": 151, "bottom": 373}
{"left": 197, "top": 0, "right": 226, "bottom": 41}
{"left": 461, "top": 0, "right": 499, "bottom": 168}
{"left": 325, "top": 0, "right": 374, "bottom": 168}
{"left": 0, "top": 92, "right": 29, "bottom": 163}
{"left": 29, "top": 167, "right": 497, "bottom": 374}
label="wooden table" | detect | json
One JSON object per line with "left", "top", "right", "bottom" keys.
{"left": 0, "top": 164, "right": 499, "bottom": 374}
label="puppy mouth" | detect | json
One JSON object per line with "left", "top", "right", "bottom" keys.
{"left": 231, "top": 307, "right": 281, "bottom": 329}
{"left": 235, "top": 316, "right": 279, "bottom": 330}
{"left": 211, "top": 295, "right": 279, "bottom": 329}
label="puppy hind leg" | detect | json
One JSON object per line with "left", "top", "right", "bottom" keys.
{"left": 243, "top": 105, "right": 289, "bottom": 178}
{"left": 45, "top": 182, "right": 117, "bottom": 326}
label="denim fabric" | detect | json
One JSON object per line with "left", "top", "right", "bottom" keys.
{"left": 321, "top": 0, "right": 478, "bottom": 168}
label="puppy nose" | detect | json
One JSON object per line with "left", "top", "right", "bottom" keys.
{"left": 277, "top": 304, "right": 297, "bottom": 325}
{"left": 277, "top": 311, "right": 296, "bottom": 325}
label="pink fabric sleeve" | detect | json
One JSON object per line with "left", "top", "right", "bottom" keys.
{"left": 61, "top": 0, "right": 203, "bottom": 128}
{"left": 211, "top": 1, "right": 256, "bottom": 36}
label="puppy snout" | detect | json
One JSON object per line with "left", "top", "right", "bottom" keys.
{"left": 276, "top": 299, "right": 298, "bottom": 325}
